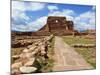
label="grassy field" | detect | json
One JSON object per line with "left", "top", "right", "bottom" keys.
{"left": 62, "top": 35, "right": 96, "bottom": 68}
{"left": 62, "top": 36, "right": 95, "bottom": 45}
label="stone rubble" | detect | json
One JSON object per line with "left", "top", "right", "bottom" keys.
{"left": 71, "top": 44, "right": 96, "bottom": 48}
{"left": 19, "top": 66, "right": 37, "bottom": 73}
{"left": 11, "top": 35, "right": 53, "bottom": 74}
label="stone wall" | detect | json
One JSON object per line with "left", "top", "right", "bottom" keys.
{"left": 11, "top": 35, "right": 54, "bottom": 74}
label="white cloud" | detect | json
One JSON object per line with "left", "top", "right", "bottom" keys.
{"left": 28, "top": 16, "right": 47, "bottom": 31}
{"left": 48, "top": 9, "right": 75, "bottom": 20}
{"left": 12, "top": 1, "right": 46, "bottom": 31}
{"left": 12, "top": 1, "right": 95, "bottom": 31}
{"left": 47, "top": 5, "right": 58, "bottom": 11}
{"left": 12, "top": 10, "right": 30, "bottom": 21}
{"left": 12, "top": 1, "right": 46, "bottom": 24}
{"left": 12, "top": 1, "right": 45, "bottom": 12}
{"left": 26, "top": 2, "right": 45, "bottom": 11}
{"left": 12, "top": 16, "right": 47, "bottom": 32}
{"left": 12, "top": 8, "right": 76, "bottom": 31}
{"left": 74, "top": 10, "right": 96, "bottom": 30}
{"left": 92, "top": 6, "right": 96, "bottom": 10}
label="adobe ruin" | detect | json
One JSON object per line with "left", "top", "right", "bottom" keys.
{"left": 38, "top": 16, "right": 74, "bottom": 35}
{"left": 12, "top": 16, "right": 76, "bottom": 36}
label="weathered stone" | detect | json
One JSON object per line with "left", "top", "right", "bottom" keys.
{"left": 20, "top": 52, "right": 33, "bottom": 60}
{"left": 71, "top": 44, "right": 96, "bottom": 48}
{"left": 11, "top": 68, "right": 21, "bottom": 75}
{"left": 20, "top": 66, "right": 37, "bottom": 73}
{"left": 41, "top": 50, "right": 46, "bottom": 56}
{"left": 11, "top": 62, "right": 22, "bottom": 69}
{"left": 31, "top": 48, "right": 39, "bottom": 55}
{"left": 29, "top": 46, "right": 37, "bottom": 51}
{"left": 23, "top": 48, "right": 29, "bottom": 53}
{"left": 40, "top": 45, "right": 45, "bottom": 51}
{"left": 38, "top": 42, "right": 43, "bottom": 46}
{"left": 24, "top": 58, "right": 35, "bottom": 66}
{"left": 27, "top": 45, "right": 33, "bottom": 49}
{"left": 12, "top": 55, "right": 20, "bottom": 59}
{"left": 38, "top": 16, "right": 74, "bottom": 35}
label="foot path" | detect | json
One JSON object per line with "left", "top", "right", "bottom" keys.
{"left": 53, "top": 36, "right": 93, "bottom": 72}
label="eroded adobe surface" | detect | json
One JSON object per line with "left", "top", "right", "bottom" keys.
{"left": 38, "top": 16, "right": 74, "bottom": 35}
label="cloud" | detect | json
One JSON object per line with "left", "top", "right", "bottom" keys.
{"left": 92, "top": 6, "right": 96, "bottom": 10}
{"left": 28, "top": 16, "right": 47, "bottom": 31}
{"left": 74, "top": 9, "right": 96, "bottom": 30}
{"left": 12, "top": 1, "right": 46, "bottom": 31}
{"left": 12, "top": 1, "right": 96, "bottom": 32}
{"left": 12, "top": 1, "right": 46, "bottom": 22}
{"left": 12, "top": 1, "right": 45, "bottom": 12}
{"left": 48, "top": 9, "right": 75, "bottom": 20}
{"left": 12, "top": 1, "right": 75, "bottom": 32}
{"left": 12, "top": 16, "right": 47, "bottom": 32}
{"left": 12, "top": 8, "right": 76, "bottom": 31}
{"left": 12, "top": 10, "right": 30, "bottom": 22}
{"left": 47, "top": 5, "right": 58, "bottom": 11}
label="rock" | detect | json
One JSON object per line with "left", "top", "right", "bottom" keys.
{"left": 38, "top": 42, "right": 43, "bottom": 46}
{"left": 12, "top": 55, "right": 20, "bottom": 59}
{"left": 24, "top": 58, "right": 35, "bottom": 66}
{"left": 20, "top": 66, "right": 37, "bottom": 73}
{"left": 20, "top": 52, "right": 33, "bottom": 59}
{"left": 11, "top": 62, "right": 22, "bottom": 69}
{"left": 11, "top": 68, "right": 21, "bottom": 75}
{"left": 27, "top": 45, "right": 33, "bottom": 49}
{"left": 32, "top": 51, "right": 37, "bottom": 55}
{"left": 40, "top": 45, "right": 45, "bottom": 51}
{"left": 41, "top": 50, "right": 46, "bottom": 56}
{"left": 35, "top": 42, "right": 38, "bottom": 46}
{"left": 29, "top": 46, "right": 36, "bottom": 51}
{"left": 25, "top": 53, "right": 33, "bottom": 58}
{"left": 23, "top": 48, "right": 29, "bottom": 53}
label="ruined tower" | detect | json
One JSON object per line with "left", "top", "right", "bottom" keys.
{"left": 12, "top": 16, "right": 74, "bottom": 36}
{"left": 39, "top": 16, "right": 74, "bottom": 35}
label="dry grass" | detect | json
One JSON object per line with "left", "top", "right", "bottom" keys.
{"left": 62, "top": 36, "right": 95, "bottom": 45}
{"left": 62, "top": 35, "right": 96, "bottom": 68}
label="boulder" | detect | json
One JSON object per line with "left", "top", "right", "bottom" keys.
{"left": 11, "top": 62, "right": 22, "bottom": 69}
{"left": 12, "top": 55, "right": 20, "bottom": 59}
{"left": 11, "top": 68, "right": 21, "bottom": 75}
{"left": 20, "top": 52, "right": 33, "bottom": 59}
{"left": 40, "top": 45, "right": 45, "bottom": 51}
{"left": 27, "top": 45, "right": 33, "bottom": 49}
{"left": 29, "top": 46, "right": 36, "bottom": 51}
{"left": 23, "top": 48, "right": 29, "bottom": 53}
{"left": 24, "top": 58, "right": 35, "bottom": 66}
{"left": 41, "top": 50, "right": 46, "bottom": 56}
{"left": 20, "top": 66, "right": 37, "bottom": 73}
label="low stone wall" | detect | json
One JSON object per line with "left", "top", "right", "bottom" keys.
{"left": 12, "top": 40, "right": 33, "bottom": 48}
{"left": 11, "top": 35, "right": 54, "bottom": 75}
{"left": 71, "top": 44, "right": 96, "bottom": 48}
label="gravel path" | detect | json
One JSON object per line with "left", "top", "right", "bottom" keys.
{"left": 53, "top": 36, "right": 93, "bottom": 72}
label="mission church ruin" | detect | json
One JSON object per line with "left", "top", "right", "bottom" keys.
{"left": 12, "top": 16, "right": 77, "bottom": 36}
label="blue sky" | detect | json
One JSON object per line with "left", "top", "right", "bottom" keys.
{"left": 12, "top": 1, "right": 96, "bottom": 32}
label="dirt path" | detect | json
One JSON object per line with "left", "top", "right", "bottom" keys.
{"left": 53, "top": 36, "right": 93, "bottom": 72}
